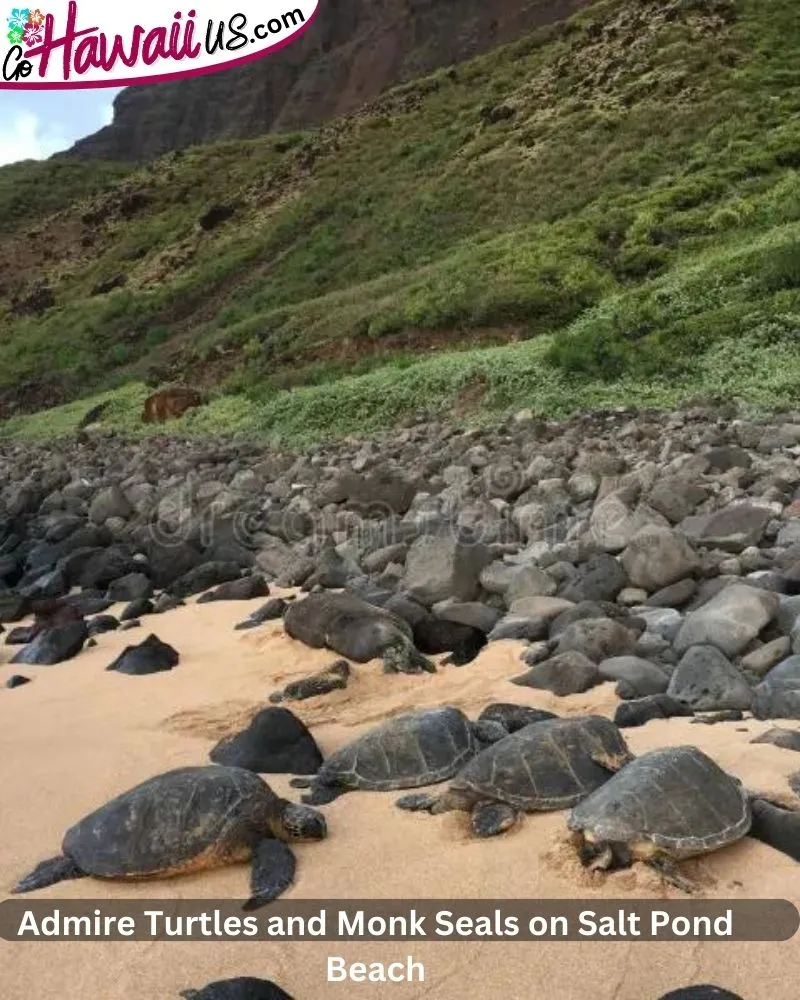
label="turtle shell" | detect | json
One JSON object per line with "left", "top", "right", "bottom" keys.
{"left": 450, "top": 715, "right": 631, "bottom": 810}
{"left": 62, "top": 765, "right": 274, "bottom": 877}
{"left": 567, "top": 746, "right": 751, "bottom": 859}
{"left": 318, "top": 707, "right": 478, "bottom": 791}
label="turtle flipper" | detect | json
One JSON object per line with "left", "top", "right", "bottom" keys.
{"left": 748, "top": 796, "right": 800, "bottom": 862}
{"left": 13, "top": 854, "right": 86, "bottom": 894}
{"left": 645, "top": 855, "right": 697, "bottom": 894}
{"left": 243, "top": 839, "right": 297, "bottom": 910}
{"left": 395, "top": 792, "right": 439, "bottom": 812}
{"left": 472, "top": 720, "right": 509, "bottom": 746}
{"left": 301, "top": 783, "right": 342, "bottom": 806}
{"left": 590, "top": 747, "right": 635, "bottom": 773}
{"left": 471, "top": 801, "right": 521, "bottom": 837}
{"left": 381, "top": 643, "right": 436, "bottom": 675}
{"left": 289, "top": 777, "right": 313, "bottom": 789}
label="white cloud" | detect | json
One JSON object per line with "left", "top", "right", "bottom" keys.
{"left": 0, "top": 111, "right": 70, "bottom": 166}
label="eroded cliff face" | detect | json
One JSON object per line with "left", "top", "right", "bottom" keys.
{"left": 66, "top": 0, "right": 592, "bottom": 161}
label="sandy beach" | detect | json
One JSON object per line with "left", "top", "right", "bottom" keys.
{"left": 2, "top": 592, "right": 799, "bottom": 999}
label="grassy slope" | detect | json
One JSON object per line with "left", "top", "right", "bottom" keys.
{"left": 0, "top": 0, "right": 798, "bottom": 443}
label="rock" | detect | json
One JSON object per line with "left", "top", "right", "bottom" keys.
{"left": 511, "top": 650, "right": 599, "bottom": 696}
{"left": 504, "top": 565, "right": 558, "bottom": 602}
{"left": 597, "top": 656, "right": 670, "bottom": 698}
{"left": 87, "top": 614, "right": 120, "bottom": 637}
{"left": 270, "top": 659, "right": 351, "bottom": 702}
{"left": 0, "top": 593, "right": 31, "bottom": 622}
{"left": 673, "top": 583, "right": 779, "bottom": 657}
{"left": 556, "top": 617, "right": 638, "bottom": 662}
{"left": 691, "top": 710, "right": 744, "bottom": 725}
{"left": 589, "top": 492, "right": 666, "bottom": 553}
{"left": 5, "top": 674, "right": 30, "bottom": 688}
{"left": 404, "top": 531, "right": 490, "bottom": 607}
{"left": 432, "top": 600, "right": 501, "bottom": 634}
{"left": 613, "top": 694, "right": 693, "bottom": 728}
{"left": 681, "top": 503, "right": 772, "bottom": 552}
{"left": 234, "top": 598, "right": 289, "bottom": 630}
{"left": 79, "top": 548, "right": 138, "bottom": 590}
{"left": 644, "top": 578, "right": 696, "bottom": 608}
{"left": 751, "top": 678, "right": 800, "bottom": 720}
{"left": 152, "top": 593, "right": 185, "bottom": 614}
{"left": 704, "top": 446, "right": 752, "bottom": 472}
{"left": 120, "top": 598, "right": 153, "bottom": 621}
{"left": 170, "top": 561, "right": 242, "bottom": 598}
{"left": 107, "top": 572, "right": 153, "bottom": 602}
{"left": 741, "top": 637, "right": 792, "bottom": 678}
{"left": 208, "top": 706, "right": 324, "bottom": 774}
{"left": 11, "top": 620, "right": 88, "bottom": 665}
{"left": 667, "top": 645, "right": 753, "bottom": 711}
{"left": 751, "top": 728, "right": 800, "bottom": 752}
{"left": 488, "top": 615, "right": 549, "bottom": 642}
{"left": 620, "top": 525, "right": 698, "bottom": 591}
{"left": 560, "top": 553, "right": 627, "bottom": 603}
{"left": 5, "top": 625, "right": 36, "bottom": 645}
{"left": 412, "top": 618, "right": 486, "bottom": 665}
{"left": 106, "top": 634, "right": 179, "bottom": 675}
{"left": 197, "top": 575, "right": 270, "bottom": 603}
{"left": 646, "top": 477, "right": 708, "bottom": 524}
{"left": 89, "top": 484, "right": 133, "bottom": 524}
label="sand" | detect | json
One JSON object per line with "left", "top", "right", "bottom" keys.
{"left": 1, "top": 592, "right": 799, "bottom": 999}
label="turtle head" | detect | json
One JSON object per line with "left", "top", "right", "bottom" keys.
{"left": 280, "top": 801, "right": 327, "bottom": 841}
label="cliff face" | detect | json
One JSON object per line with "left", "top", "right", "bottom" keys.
{"left": 66, "top": 0, "right": 591, "bottom": 161}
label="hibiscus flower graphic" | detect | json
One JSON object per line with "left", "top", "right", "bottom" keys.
{"left": 23, "top": 21, "right": 41, "bottom": 45}
{"left": 6, "top": 7, "right": 30, "bottom": 31}
{"left": 7, "top": 24, "right": 24, "bottom": 44}
{"left": 27, "top": 7, "right": 44, "bottom": 25}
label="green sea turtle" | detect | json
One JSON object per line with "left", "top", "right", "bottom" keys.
{"left": 13, "top": 765, "right": 326, "bottom": 910}
{"left": 290, "top": 706, "right": 508, "bottom": 805}
{"left": 283, "top": 592, "right": 434, "bottom": 674}
{"left": 568, "top": 745, "right": 751, "bottom": 892}
{"left": 396, "top": 715, "right": 633, "bottom": 836}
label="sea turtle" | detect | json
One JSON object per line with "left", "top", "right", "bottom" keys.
{"left": 567, "top": 745, "right": 751, "bottom": 892}
{"left": 747, "top": 795, "right": 800, "bottom": 862}
{"left": 283, "top": 592, "right": 434, "bottom": 674}
{"left": 656, "top": 988, "right": 744, "bottom": 1000}
{"left": 180, "top": 977, "right": 294, "bottom": 1000}
{"left": 12, "top": 765, "right": 326, "bottom": 910}
{"left": 290, "top": 706, "right": 508, "bottom": 805}
{"left": 396, "top": 715, "right": 633, "bottom": 837}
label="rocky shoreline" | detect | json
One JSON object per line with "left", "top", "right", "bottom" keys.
{"left": 1, "top": 404, "right": 800, "bottom": 718}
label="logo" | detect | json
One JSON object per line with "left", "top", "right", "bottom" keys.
{"left": 1, "top": 0, "right": 318, "bottom": 88}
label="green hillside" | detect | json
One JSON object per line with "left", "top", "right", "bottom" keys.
{"left": 0, "top": 0, "right": 798, "bottom": 443}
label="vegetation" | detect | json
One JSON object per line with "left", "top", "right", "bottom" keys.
{"left": 0, "top": 0, "right": 798, "bottom": 441}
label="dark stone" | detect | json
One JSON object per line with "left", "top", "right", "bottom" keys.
{"left": 511, "top": 650, "right": 599, "bottom": 696}
{"left": 235, "top": 598, "right": 289, "bottom": 629}
{"left": 560, "top": 553, "right": 627, "bottom": 603}
{"left": 79, "top": 548, "right": 138, "bottom": 590}
{"left": 107, "top": 572, "right": 153, "bottom": 602}
{"left": 645, "top": 577, "right": 697, "bottom": 608}
{"left": 106, "top": 633, "right": 179, "bottom": 675}
{"left": 170, "top": 561, "right": 242, "bottom": 598}
{"left": 0, "top": 593, "right": 31, "bottom": 622}
{"left": 120, "top": 598, "right": 154, "bottom": 621}
{"left": 5, "top": 674, "right": 31, "bottom": 688}
{"left": 197, "top": 575, "right": 270, "bottom": 603}
{"left": 87, "top": 614, "right": 120, "bottom": 636}
{"left": 412, "top": 618, "right": 486, "bottom": 665}
{"left": 613, "top": 693, "right": 694, "bottom": 728}
{"left": 209, "top": 706, "right": 324, "bottom": 774}
{"left": 5, "top": 625, "right": 36, "bottom": 645}
{"left": 751, "top": 728, "right": 800, "bottom": 751}
{"left": 11, "top": 620, "right": 88, "bottom": 665}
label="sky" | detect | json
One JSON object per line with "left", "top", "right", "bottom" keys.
{"left": 0, "top": 88, "right": 121, "bottom": 166}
